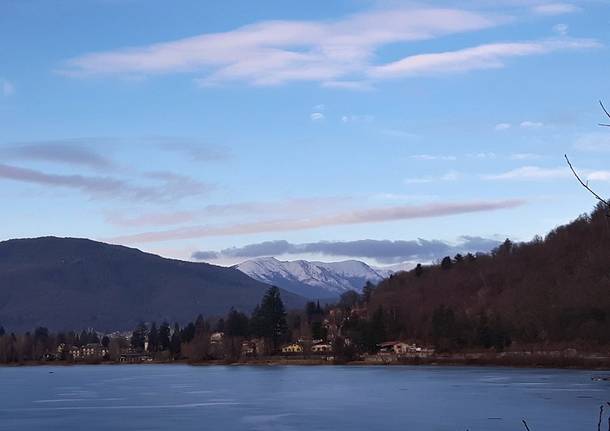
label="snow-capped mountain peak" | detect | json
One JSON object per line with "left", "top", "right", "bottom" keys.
{"left": 234, "top": 257, "right": 401, "bottom": 299}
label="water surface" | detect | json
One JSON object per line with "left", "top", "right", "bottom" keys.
{"left": 0, "top": 365, "right": 608, "bottom": 430}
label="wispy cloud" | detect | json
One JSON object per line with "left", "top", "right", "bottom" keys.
{"left": 152, "top": 138, "right": 231, "bottom": 162}
{"left": 485, "top": 164, "right": 610, "bottom": 183}
{"left": 0, "top": 163, "right": 211, "bottom": 202}
{"left": 192, "top": 236, "right": 503, "bottom": 264}
{"left": 107, "top": 199, "right": 525, "bottom": 244}
{"left": 310, "top": 112, "right": 325, "bottom": 121}
{"left": 410, "top": 154, "right": 456, "bottom": 161}
{"left": 495, "top": 122, "right": 512, "bottom": 131}
{"left": 341, "top": 114, "right": 374, "bottom": 123}
{"left": 369, "top": 38, "right": 599, "bottom": 79}
{"left": 553, "top": 23, "right": 569, "bottom": 36}
{"left": 105, "top": 197, "right": 350, "bottom": 227}
{"left": 1, "top": 139, "right": 114, "bottom": 170}
{"left": 520, "top": 120, "right": 544, "bottom": 128}
{"left": 509, "top": 153, "right": 543, "bottom": 160}
{"left": 58, "top": 7, "right": 501, "bottom": 86}
{"left": 532, "top": 3, "right": 581, "bottom": 15}
{"left": 405, "top": 170, "right": 461, "bottom": 184}
{"left": 381, "top": 129, "right": 419, "bottom": 139}
{"left": 483, "top": 166, "right": 570, "bottom": 180}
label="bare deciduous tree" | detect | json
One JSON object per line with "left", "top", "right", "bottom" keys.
{"left": 565, "top": 100, "right": 610, "bottom": 211}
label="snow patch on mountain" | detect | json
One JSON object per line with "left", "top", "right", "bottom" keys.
{"left": 235, "top": 257, "right": 406, "bottom": 299}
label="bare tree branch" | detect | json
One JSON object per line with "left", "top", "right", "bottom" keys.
{"left": 600, "top": 100, "right": 610, "bottom": 127}
{"left": 564, "top": 154, "right": 610, "bottom": 209}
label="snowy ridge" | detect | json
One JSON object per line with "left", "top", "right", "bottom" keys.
{"left": 234, "top": 257, "right": 405, "bottom": 299}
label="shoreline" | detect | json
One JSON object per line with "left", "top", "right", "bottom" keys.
{"left": 3, "top": 355, "right": 610, "bottom": 371}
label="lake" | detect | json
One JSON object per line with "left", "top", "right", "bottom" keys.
{"left": 0, "top": 365, "right": 608, "bottom": 430}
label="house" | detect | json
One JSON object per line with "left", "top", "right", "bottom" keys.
{"left": 119, "top": 352, "right": 153, "bottom": 363}
{"left": 210, "top": 332, "right": 224, "bottom": 344}
{"left": 241, "top": 341, "right": 256, "bottom": 357}
{"left": 281, "top": 343, "right": 303, "bottom": 354}
{"left": 377, "top": 341, "right": 434, "bottom": 357}
{"left": 68, "top": 343, "right": 109, "bottom": 360}
{"left": 311, "top": 343, "right": 332, "bottom": 354}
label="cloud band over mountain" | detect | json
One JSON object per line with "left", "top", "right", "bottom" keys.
{"left": 192, "top": 236, "right": 503, "bottom": 264}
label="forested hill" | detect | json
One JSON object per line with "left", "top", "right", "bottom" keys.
{"left": 370, "top": 203, "right": 610, "bottom": 350}
{"left": 0, "top": 237, "right": 305, "bottom": 332}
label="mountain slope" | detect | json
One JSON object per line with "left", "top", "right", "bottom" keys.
{"left": 235, "top": 257, "right": 396, "bottom": 299}
{"left": 0, "top": 237, "right": 305, "bottom": 331}
{"left": 370, "top": 203, "right": 610, "bottom": 346}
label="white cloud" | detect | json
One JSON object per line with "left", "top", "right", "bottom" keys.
{"left": 483, "top": 166, "right": 569, "bottom": 180}
{"left": 1, "top": 79, "right": 14, "bottom": 96}
{"left": 509, "top": 153, "right": 543, "bottom": 160}
{"left": 341, "top": 114, "right": 374, "bottom": 123}
{"left": 586, "top": 171, "right": 610, "bottom": 182}
{"left": 313, "top": 104, "right": 325, "bottom": 111}
{"left": 532, "top": 3, "right": 580, "bottom": 15}
{"left": 495, "top": 123, "right": 512, "bottom": 131}
{"left": 468, "top": 152, "right": 497, "bottom": 159}
{"left": 381, "top": 129, "right": 419, "bottom": 139}
{"left": 553, "top": 23, "right": 569, "bottom": 36}
{"left": 410, "top": 154, "right": 457, "bottom": 161}
{"left": 59, "top": 7, "right": 501, "bottom": 86}
{"left": 369, "top": 38, "right": 599, "bottom": 79}
{"left": 310, "top": 112, "right": 325, "bottom": 121}
{"left": 405, "top": 170, "right": 461, "bottom": 183}
{"left": 520, "top": 120, "right": 544, "bottom": 128}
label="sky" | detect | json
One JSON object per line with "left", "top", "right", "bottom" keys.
{"left": 1, "top": 0, "right": 609, "bottom": 267}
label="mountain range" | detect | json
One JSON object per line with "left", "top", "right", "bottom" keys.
{"left": 235, "top": 257, "right": 407, "bottom": 299}
{"left": 0, "top": 237, "right": 305, "bottom": 332}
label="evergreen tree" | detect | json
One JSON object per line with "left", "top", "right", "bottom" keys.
{"left": 414, "top": 263, "right": 424, "bottom": 277}
{"left": 101, "top": 335, "right": 110, "bottom": 348}
{"left": 131, "top": 322, "right": 147, "bottom": 351}
{"left": 194, "top": 314, "right": 207, "bottom": 334}
{"left": 362, "top": 281, "right": 376, "bottom": 303}
{"left": 148, "top": 322, "right": 159, "bottom": 352}
{"left": 251, "top": 286, "right": 288, "bottom": 350}
{"left": 440, "top": 256, "right": 453, "bottom": 270}
{"left": 181, "top": 322, "right": 196, "bottom": 343}
{"left": 226, "top": 308, "right": 249, "bottom": 337}
{"left": 0, "top": 326, "right": 5, "bottom": 336}
{"left": 159, "top": 321, "right": 171, "bottom": 351}
{"left": 170, "top": 323, "right": 181, "bottom": 358}
{"left": 367, "top": 307, "right": 386, "bottom": 352}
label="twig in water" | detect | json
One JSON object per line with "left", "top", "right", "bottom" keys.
{"left": 598, "top": 405, "right": 604, "bottom": 431}
{"left": 522, "top": 419, "right": 531, "bottom": 431}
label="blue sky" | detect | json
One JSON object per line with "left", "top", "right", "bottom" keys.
{"left": 1, "top": 0, "right": 609, "bottom": 266}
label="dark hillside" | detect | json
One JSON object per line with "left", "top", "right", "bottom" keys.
{"left": 370, "top": 203, "right": 610, "bottom": 349}
{"left": 0, "top": 237, "right": 304, "bottom": 331}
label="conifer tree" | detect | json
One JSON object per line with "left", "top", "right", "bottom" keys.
{"left": 251, "top": 286, "right": 288, "bottom": 351}
{"left": 159, "top": 321, "right": 171, "bottom": 351}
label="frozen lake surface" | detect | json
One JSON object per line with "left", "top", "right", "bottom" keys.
{"left": 0, "top": 365, "right": 608, "bottom": 430}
